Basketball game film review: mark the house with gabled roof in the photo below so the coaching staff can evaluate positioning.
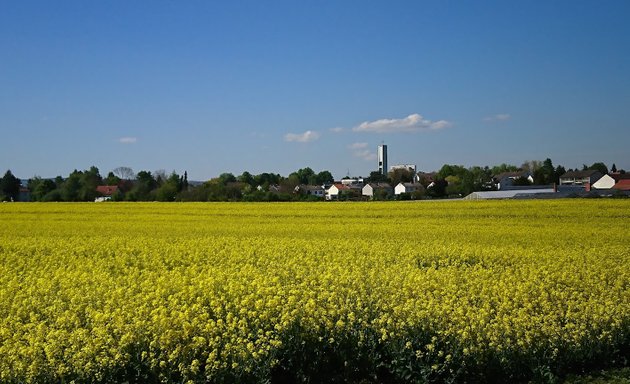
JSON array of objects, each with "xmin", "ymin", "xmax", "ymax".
[
  {"xmin": 96, "ymin": 185, "xmax": 118, "ymax": 196},
  {"xmin": 294, "ymin": 184, "xmax": 325, "ymax": 198},
  {"xmin": 559, "ymin": 170, "xmax": 603, "ymax": 186},
  {"xmin": 592, "ymin": 174, "xmax": 616, "ymax": 189},
  {"xmin": 326, "ymin": 183, "xmax": 350, "ymax": 200},
  {"xmin": 394, "ymin": 182, "xmax": 424, "ymax": 195},
  {"xmin": 362, "ymin": 183, "xmax": 393, "ymax": 199},
  {"xmin": 612, "ymin": 179, "xmax": 630, "ymax": 191}
]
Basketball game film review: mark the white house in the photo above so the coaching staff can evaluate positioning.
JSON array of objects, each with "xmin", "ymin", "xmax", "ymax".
[
  {"xmin": 592, "ymin": 174, "xmax": 615, "ymax": 189},
  {"xmin": 394, "ymin": 182, "xmax": 423, "ymax": 195},
  {"xmin": 294, "ymin": 185, "xmax": 326, "ymax": 198},
  {"xmin": 362, "ymin": 183, "xmax": 393, "ymax": 199},
  {"xmin": 326, "ymin": 183, "xmax": 351, "ymax": 200}
]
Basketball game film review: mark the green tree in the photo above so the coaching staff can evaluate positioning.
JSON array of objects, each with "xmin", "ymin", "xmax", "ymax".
[
  {"xmin": 182, "ymin": 171, "xmax": 189, "ymax": 191},
  {"xmin": 491, "ymin": 163, "xmax": 519, "ymax": 175},
  {"xmin": 281, "ymin": 174, "xmax": 301, "ymax": 192},
  {"xmin": 554, "ymin": 165, "xmax": 566, "ymax": 184},
  {"xmin": 155, "ymin": 172, "xmax": 182, "ymax": 201},
  {"xmin": 289, "ymin": 167, "xmax": 315, "ymax": 185},
  {"xmin": 79, "ymin": 166, "xmax": 102, "ymax": 201},
  {"xmin": 104, "ymin": 172, "xmax": 121, "ymax": 186},
  {"xmin": 530, "ymin": 159, "xmax": 552, "ymax": 185},
  {"xmin": 445, "ymin": 175, "xmax": 463, "ymax": 196},
  {"xmin": 367, "ymin": 171, "xmax": 389, "ymax": 184},
  {"xmin": 128, "ymin": 171, "xmax": 157, "ymax": 201},
  {"xmin": 469, "ymin": 166, "xmax": 493, "ymax": 191},
  {"xmin": 237, "ymin": 171, "xmax": 254, "ymax": 186},
  {"xmin": 314, "ymin": 170, "xmax": 334, "ymax": 185},
  {"xmin": 27, "ymin": 177, "xmax": 57, "ymax": 201},
  {"xmin": 218, "ymin": 173, "xmax": 236, "ymax": 185},
  {"xmin": 61, "ymin": 170, "xmax": 82, "ymax": 201},
  {"xmin": 0, "ymin": 170, "xmax": 21, "ymax": 201},
  {"xmin": 437, "ymin": 165, "xmax": 474, "ymax": 195},
  {"xmin": 426, "ymin": 179, "xmax": 447, "ymax": 198},
  {"xmin": 389, "ymin": 168, "xmax": 414, "ymax": 186},
  {"xmin": 588, "ymin": 162, "xmax": 609, "ymax": 175}
]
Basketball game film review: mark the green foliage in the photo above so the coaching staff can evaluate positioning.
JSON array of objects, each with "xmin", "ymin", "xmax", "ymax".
[
  {"xmin": 367, "ymin": 171, "xmax": 389, "ymax": 184},
  {"xmin": 588, "ymin": 162, "xmax": 609, "ymax": 176},
  {"xmin": 389, "ymin": 168, "xmax": 414, "ymax": 186},
  {"xmin": 0, "ymin": 170, "xmax": 21, "ymax": 201},
  {"xmin": 491, "ymin": 163, "xmax": 519, "ymax": 175}
]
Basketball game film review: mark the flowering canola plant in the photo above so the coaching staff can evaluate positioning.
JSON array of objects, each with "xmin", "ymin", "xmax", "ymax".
[{"xmin": 0, "ymin": 200, "xmax": 628, "ymax": 383}]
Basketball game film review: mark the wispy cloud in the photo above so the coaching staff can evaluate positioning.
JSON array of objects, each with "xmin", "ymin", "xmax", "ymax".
[
  {"xmin": 483, "ymin": 113, "xmax": 511, "ymax": 122},
  {"xmin": 119, "ymin": 137, "xmax": 138, "ymax": 144},
  {"xmin": 284, "ymin": 130, "xmax": 320, "ymax": 143},
  {"xmin": 329, "ymin": 127, "xmax": 345, "ymax": 133},
  {"xmin": 353, "ymin": 113, "xmax": 451, "ymax": 133},
  {"xmin": 348, "ymin": 142, "xmax": 376, "ymax": 161},
  {"xmin": 348, "ymin": 142, "xmax": 369, "ymax": 150}
]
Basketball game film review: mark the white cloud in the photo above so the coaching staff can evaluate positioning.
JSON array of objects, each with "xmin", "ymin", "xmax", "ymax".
[
  {"xmin": 348, "ymin": 142, "xmax": 376, "ymax": 161},
  {"xmin": 348, "ymin": 142, "xmax": 369, "ymax": 150},
  {"xmin": 284, "ymin": 130, "xmax": 320, "ymax": 143},
  {"xmin": 353, "ymin": 150, "xmax": 377, "ymax": 162},
  {"xmin": 483, "ymin": 113, "xmax": 511, "ymax": 122},
  {"xmin": 119, "ymin": 137, "xmax": 137, "ymax": 144},
  {"xmin": 329, "ymin": 127, "xmax": 345, "ymax": 133},
  {"xmin": 353, "ymin": 113, "xmax": 451, "ymax": 133}
]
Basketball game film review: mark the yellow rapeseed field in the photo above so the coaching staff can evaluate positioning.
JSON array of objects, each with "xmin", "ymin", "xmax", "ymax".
[{"xmin": 0, "ymin": 200, "xmax": 628, "ymax": 383}]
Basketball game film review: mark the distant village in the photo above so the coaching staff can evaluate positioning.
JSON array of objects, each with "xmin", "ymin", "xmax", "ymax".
[{"xmin": 1, "ymin": 144, "xmax": 629, "ymax": 202}]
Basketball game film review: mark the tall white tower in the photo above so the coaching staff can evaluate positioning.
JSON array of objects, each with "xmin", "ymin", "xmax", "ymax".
[{"xmin": 378, "ymin": 144, "xmax": 388, "ymax": 175}]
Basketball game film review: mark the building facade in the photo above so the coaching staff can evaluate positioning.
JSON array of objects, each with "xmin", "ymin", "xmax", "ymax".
[{"xmin": 378, "ymin": 144, "xmax": 388, "ymax": 175}]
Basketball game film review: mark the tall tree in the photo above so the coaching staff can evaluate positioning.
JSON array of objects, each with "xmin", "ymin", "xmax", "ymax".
[
  {"xmin": 104, "ymin": 172, "xmax": 121, "ymax": 186},
  {"xmin": 79, "ymin": 166, "xmax": 102, "ymax": 201},
  {"xmin": 113, "ymin": 166, "xmax": 135, "ymax": 180},
  {"xmin": 155, "ymin": 172, "xmax": 181, "ymax": 201},
  {"xmin": 491, "ymin": 163, "xmax": 519, "ymax": 175},
  {"xmin": 554, "ymin": 165, "xmax": 566, "ymax": 183},
  {"xmin": 0, "ymin": 170, "xmax": 21, "ymax": 201},
  {"xmin": 128, "ymin": 171, "xmax": 157, "ymax": 201},
  {"xmin": 588, "ymin": 162, "xmax": 608, "ymax": 175},
  {"xmin": 389, "ymin": 168, "xmax": 414, "ymax": 186},
  {"xmin": 366, "ymin": 171, "xmax": 389, "ymax": 184},
  {"xmin": 521, "ymin": 160, "xmax": 542, "ymax": 173},
  {"xmin": 237, "ymin": 171, "xmax": 254, "ymax": 186},
  {"xmin": 61, "ymin": 170, "xmax": 82, "ymax": 201},
  {"xmin": 314, "ymin": 170, "xmax": 334, "ymax": 185},
  {"xmin": 532, "ymin": 158, "xmax": 555, "ymax": 185},
  {"xmin": 289, "ymin": 167, "xmax": 315, "ymax": 185},
  {"xmin": 183, "ymin": 171, "xmax": 189, "ymax": 190},
  {"xmin": 28, "ymin": 177, "xmax": 57, "ymax": 201}
]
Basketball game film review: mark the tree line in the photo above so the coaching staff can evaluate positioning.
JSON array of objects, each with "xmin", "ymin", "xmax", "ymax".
[
  {"xmin": 0, "ymin": 159, "xmax": 623, "ymax": 202},
  {"xmin": 0, "ymin": 166, "xmax": 335, "ymax": 202}
]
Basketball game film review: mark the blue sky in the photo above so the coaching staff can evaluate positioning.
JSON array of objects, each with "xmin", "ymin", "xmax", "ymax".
[{"xmin": 2, "ymin": 1, "xmax": 629, "ymax": 180}]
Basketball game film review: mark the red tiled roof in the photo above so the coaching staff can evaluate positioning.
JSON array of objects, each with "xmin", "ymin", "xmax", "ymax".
[
  {"xmin": 612, "ymin": 179, "xmax": 630, "ymax": 191},
  {"xmin": 611, "ymin": 173, "xmax": 630, "ymax": 182},
  {"xmin": 96, "ymin": 185, "xmax": 118, "ymax": 196}
]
